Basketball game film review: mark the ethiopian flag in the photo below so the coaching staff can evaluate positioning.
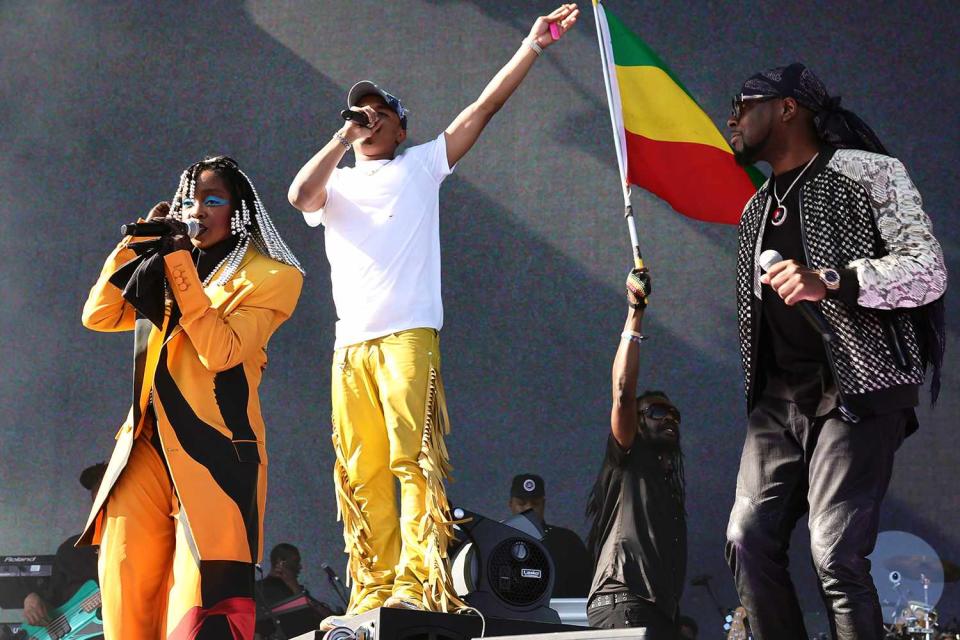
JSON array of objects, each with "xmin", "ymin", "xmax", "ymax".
[{"xmin": 593, "ymin": 0, "xmax": 763, "ymax": 224}]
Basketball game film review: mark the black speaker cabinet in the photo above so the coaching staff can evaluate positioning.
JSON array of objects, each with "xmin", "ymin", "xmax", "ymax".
[{"xmin": 449, "ymin": 508, "xmax": 557, "ymax": 623}]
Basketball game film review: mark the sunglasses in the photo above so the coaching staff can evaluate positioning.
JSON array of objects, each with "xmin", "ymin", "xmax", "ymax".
[
  {"xmin": 731, "ymin": 93, "xmax": 779, "ymax": 120},
  {"xmin": 641, "ymin": 403, "xmax": 681, "ymax": 422}
]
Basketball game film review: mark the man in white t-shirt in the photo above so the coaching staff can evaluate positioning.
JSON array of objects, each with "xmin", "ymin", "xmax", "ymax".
[{"xmin": 288, "ymin": 4, "xmax": 579, "ymax": 623}]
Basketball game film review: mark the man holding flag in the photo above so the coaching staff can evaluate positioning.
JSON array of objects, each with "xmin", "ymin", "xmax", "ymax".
[{"xmin": 591, "ymin": 6, "xmax": 945, "ymax": 637}]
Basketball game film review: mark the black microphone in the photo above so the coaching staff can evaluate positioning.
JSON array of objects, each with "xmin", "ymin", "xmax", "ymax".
[
  {"xmin": 759, "ymin": 250, "xmax": 837, "ymax": 342},
  {"xmin": 340, "ymin": 109, "xmax": 369, "ymax": 127},
  {"xmin": 321, "ymin": 563, "xmax": 341, "ymax": 582},
  {"xmin": 321, "ymin": 562, "xmax": 349, "ymax": 608},
  {"xmin": 121, "ymin": 219, "xmax": 200, "ymax": 238}
]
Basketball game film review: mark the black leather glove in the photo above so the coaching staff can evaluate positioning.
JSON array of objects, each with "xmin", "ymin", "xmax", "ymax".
[{"xmin": 151, "ymin": 217, "xmax": 192, "ymax": 254}]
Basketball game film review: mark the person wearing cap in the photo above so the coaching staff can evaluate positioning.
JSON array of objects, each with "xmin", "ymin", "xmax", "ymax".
[
  {"xmin": 725, "ymin": 63, "xmax": 946, "ymax": 638},
  {"xmin": 584, "ymin": 269, "xmax": 687, "ymax": 637},
  {"xmin": 507, "ymin": 474, "xmax": 591, "ymax": 598},
  {"xmin": 21, "ymin": 463, "xmax": 106, "ymax": 630},
  {"xmin": 287, "ymin": 4, "xmax": 579, "ymax": 623}
]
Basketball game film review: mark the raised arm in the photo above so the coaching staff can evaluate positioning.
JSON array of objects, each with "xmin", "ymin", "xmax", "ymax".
[
  {"xmin": 610, "ymin": 269, "xmax": 651, "ymax": 450},
  {"xmin": 444, "ymin": 3, "xmax": 578, "ymax": 167}
]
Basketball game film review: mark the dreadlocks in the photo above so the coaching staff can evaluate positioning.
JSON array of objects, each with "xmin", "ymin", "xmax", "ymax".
[
  {"xmin": 170, "ymin": 156, "xmax": 304, "ymax": 286},
  {"xmin": 637, "ymin": 390, "xmax": 686, "ymax": 508}
]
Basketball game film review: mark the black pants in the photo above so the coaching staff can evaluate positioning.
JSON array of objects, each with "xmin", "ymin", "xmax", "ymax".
[
  {"xmin": 725, "ymin": 393, "xmax": 907, "ymax": 640},
  {"xmin": 587, "ymin": 597, "xmax": 677, "ymax": 638}
]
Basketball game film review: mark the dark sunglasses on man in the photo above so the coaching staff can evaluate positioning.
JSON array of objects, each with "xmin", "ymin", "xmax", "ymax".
[
  {"xmin": 641, "ymin": 403, "xmax": 681, "ymax": 422},
  {"xmin": 731, "ymin": 93, "xmax": 779, "ymax": 120}
]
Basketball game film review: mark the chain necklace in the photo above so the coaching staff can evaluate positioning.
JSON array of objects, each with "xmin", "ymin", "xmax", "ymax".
[
  {"xmin": 358, "ymin": 158, "xmax": 393, "ymax": 176},
  {"xmin": 770, "ymin": 152, "xmax": 819, "ymax": 226}
]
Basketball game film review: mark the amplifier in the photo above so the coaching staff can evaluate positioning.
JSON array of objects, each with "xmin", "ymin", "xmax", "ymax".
[{"xmin": 0, "ymin": 554, "xmax": 55, "ymax": 609}]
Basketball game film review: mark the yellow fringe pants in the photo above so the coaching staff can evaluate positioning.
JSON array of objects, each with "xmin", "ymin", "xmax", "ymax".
[{"xmin": 330, "ymin": 328, "xmax": 462, "ymax": 613}]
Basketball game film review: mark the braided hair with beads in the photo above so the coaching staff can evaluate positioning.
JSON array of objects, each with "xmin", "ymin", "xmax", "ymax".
[{"xmin": 169, "ymin": 156, "xmax": 304, "ymax": 287}]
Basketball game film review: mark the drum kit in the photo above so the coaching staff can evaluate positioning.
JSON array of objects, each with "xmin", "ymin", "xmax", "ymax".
[
  {"xmin": 714, "ymin": 530, "xmax": 958, "ymax": 639},
  {"xmin": 869, "ymin": 531, "xmax": 959, "ymax": 639}
]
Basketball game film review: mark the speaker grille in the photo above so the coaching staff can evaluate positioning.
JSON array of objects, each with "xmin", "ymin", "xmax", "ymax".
[{"xmin": 487, "ymin": 537, "xmax": 551, "ymax": 606}]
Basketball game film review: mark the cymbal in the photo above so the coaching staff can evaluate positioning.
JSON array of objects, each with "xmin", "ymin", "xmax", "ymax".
[{"xmin": 870, "ymin": 531, "xmax": 945, "ymax": 623}]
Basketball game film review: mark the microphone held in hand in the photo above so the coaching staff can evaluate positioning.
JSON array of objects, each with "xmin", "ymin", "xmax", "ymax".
[
  {"xmin": 340, "ymin": 109, "xmax": 370, "ymax": 127},
  {"xmin": 121, "ymin": 219, "xmax": 200, "ymax": 239},
  {"xmin": 759, "ymin": 249, "xmax": 836, "ymax": 342}
]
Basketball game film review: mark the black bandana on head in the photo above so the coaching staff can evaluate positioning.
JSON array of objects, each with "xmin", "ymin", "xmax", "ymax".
[{"xmin": 741, "ymin": 62, "xmax": 888, "ymax": 155}]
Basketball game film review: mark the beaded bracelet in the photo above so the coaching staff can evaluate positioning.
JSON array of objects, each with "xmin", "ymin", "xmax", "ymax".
[
  {"xmin": 621, "ymin": 331, "xmax": 647, "ymax": 344},
  {"xmin": 333, "ymin": 131, "xmax": 351, "ymax": 149},
  {"xmin": 524, "ymin": 38, "xmax": 543, "ymax": 56}
]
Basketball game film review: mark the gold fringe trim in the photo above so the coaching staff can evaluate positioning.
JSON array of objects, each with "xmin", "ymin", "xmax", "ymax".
[
  {"xmin": 331, "ymin": 426, "xmax": 391, "ymax": 610},
  {"xmin": 418, "ymin": 367, "xmax": 468, "ymax": 612}
]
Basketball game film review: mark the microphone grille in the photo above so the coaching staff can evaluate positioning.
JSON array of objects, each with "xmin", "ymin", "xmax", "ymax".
[
  {"xmin": 758, "ymin": 249, "xmax": 783, "ymax": 272},
  {"xmin": 184, "ymin": 219, "xmax": 201, "ymax": 238}
]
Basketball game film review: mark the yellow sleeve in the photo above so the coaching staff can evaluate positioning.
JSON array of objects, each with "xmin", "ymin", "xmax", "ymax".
[
  {"xmin": 163, "ymin": 250, "xmax": 303, "ymax": 372},
  {"xmin": 81, "ymin": 239, "xmax": 139, "ymax": 332}
]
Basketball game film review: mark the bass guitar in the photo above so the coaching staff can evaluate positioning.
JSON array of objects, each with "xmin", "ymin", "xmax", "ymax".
[{"xmin": 20, "ymin": 580, "xmax": 102, "ymax": 640}]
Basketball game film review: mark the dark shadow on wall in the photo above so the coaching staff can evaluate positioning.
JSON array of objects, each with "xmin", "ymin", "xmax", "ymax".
[
  {"xmin": 1, "ymin": 0, "xmax": 957, "ymax": 628},
  {"xmin": 426, "ymin": 0, "xmax": 960, "ymax": 278},
  {"xmin": 432, "ymin": 0, "xmax": 960, "ymax": 624},
  {"xmin": 0, "ymin": 0, "xmax": 744, "ymax": 612}
]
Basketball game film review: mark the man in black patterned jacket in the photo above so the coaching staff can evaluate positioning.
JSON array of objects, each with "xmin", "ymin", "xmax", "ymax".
[{"xmin": 723, "ymin": 63, "xmax": 946, "ymax": 639}]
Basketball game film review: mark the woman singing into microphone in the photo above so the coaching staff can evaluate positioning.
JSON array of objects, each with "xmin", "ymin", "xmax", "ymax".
[{"xmin": 79, "ymin": 156, "xmax": 303, "ymax": 639}]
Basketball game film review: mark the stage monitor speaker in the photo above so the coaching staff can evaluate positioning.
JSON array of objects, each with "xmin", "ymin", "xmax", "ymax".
[{"xmin": 448, "ymin": 507, "xmax": 558, "ymax": 623}]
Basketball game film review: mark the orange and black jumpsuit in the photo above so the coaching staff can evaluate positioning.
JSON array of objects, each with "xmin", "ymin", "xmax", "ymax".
[{"xmin": 78, "ymin": 238, "xmax": 302, "ymax": 639}]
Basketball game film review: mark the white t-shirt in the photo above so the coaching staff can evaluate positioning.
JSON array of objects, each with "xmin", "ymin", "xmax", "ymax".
[{"xmin": 303, "ymin": 133, "xmax": 454, "ymax": 349}]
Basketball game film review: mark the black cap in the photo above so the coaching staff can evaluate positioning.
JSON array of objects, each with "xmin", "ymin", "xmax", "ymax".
[
  {"xmin": 79, "ymin": 462, "xmax": 108, "ymax": 491},
  {"xmin": 510, "ymin": 473, "xmax": 545, "ymax": 499},
  {"xmin": 347, "ymin": 80, "xmax": 408, "ymax": 129}
]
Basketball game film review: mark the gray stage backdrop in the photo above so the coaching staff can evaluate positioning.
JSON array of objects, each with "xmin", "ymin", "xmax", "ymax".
[{"xmin": 1, "ymin": 0, "xmax": 958, "ymax": 632}]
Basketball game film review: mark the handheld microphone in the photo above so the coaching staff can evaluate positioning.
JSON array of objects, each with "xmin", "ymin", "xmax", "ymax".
[
  {"xmin": 759, "ymin": 249, "xmax": 836, "ymax": 342},
  {"xmin": 121, "ymin": 219, "xmax": 200, "ymax": 239},
  {"xmin": 340, "ymin": 109, "xmax": 370, "ymax": 127}
]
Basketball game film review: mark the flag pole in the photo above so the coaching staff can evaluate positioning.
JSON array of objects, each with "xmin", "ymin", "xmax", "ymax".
[{"xmin": 592, "ymin": 0, "xmax": 644, "ymax": 270}]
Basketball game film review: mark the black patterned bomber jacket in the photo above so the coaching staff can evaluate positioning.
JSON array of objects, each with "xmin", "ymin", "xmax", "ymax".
[{"xmin": 736, "ymin": 147, "xmax": 947, "ymax": 415}]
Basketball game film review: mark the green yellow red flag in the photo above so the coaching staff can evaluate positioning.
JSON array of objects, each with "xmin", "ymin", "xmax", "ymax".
[{"xmin": 593, "ymin": 0, "xmax": 763, "ymax": 224}]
